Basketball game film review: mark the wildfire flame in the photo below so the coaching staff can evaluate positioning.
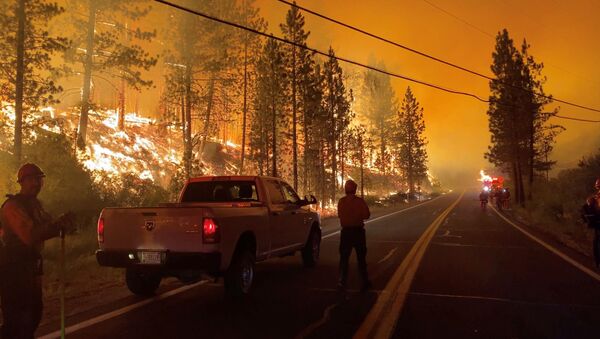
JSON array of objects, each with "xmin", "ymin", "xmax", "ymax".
[
  {"xmin": 478, "ymin": 170, "xmax": 493, "ymax": 183},
  {"xmin": 0, "ymin": 104, "xmax": 242, "ymax": 187}
]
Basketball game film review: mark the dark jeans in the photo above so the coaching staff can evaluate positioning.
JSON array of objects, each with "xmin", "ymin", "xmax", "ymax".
[
  {"xmin": 0, "ymin": 261, "xmax": 43, "ymax": 339},
  {"xmin": 339, "ymin": 227, "xmax": 369, "ymax": 286}
]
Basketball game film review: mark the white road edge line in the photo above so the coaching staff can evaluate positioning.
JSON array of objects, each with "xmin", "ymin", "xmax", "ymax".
[
  {"xmin": 377, "ymin": 248, "xmax": 397, "ymax": 264},
  {"xmin": 409, "ymin": 291, "xmax": 600, "ymax": 309},
  {"xmin": 38, "ymin": 280, "xmax": 208, "ymax": 339},
  {"xmin": 294, "ymin": 303, "xmax": 338, "ymax": 339},
  {"xmin": 322, "ymin": 195, "xmax": 445, "ymax": 240},
  {"xmin": 491, "ymin": 205, "xmax": 600, "ymax": 283}
]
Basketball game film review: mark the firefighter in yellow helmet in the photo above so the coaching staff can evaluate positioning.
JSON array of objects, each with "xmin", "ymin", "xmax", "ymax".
[{"xmin": 0, "ymin": 163, "xmax": 75, "ymax": 339}]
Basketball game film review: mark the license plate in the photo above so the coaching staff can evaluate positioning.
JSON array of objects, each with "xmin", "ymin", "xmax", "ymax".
[{"xmin": 139, "ymin": 251, "xmax": 163, "ymax": 265}]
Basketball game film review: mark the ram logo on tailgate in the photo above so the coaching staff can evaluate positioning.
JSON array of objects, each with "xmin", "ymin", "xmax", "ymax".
[{"xmin": 144, "ymin": 220, "xmax": 156, "ymax": 231}]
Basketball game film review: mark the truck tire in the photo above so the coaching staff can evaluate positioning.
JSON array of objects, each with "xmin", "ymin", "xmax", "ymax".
[
  {"xmin": 302, "ymin": 228, "xmax": 321, "ymax": 268},
  {"xmin": 125, "ymin": 268, "xmax": 162, "ymax": 296},
  {"xmin": 224, "ymin": 246, "xmax": 255, "ymax": 297}
]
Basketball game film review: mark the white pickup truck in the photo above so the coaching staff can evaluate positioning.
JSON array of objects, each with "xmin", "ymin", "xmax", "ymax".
[{"xmin": 96, "ymin": 176, "xmax": 321, "ymax": 297}]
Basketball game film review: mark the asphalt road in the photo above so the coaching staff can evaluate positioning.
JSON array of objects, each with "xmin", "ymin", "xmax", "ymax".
[{"xmin": 36, "ymin": 192, "xmax": 600, "ymax": 339}]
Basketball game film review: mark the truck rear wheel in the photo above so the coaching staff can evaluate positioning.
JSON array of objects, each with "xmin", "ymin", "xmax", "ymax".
[
  {"xmin": 224, "ymin": 247, "xmax": 255, "ymax": 297},
  {"xmin": 125, "ymin": 268, "xmax": 162, "ymax": 296},
  {"xmin": 302, "ymin": 228, "xmax": 321, "ymax": 268}
]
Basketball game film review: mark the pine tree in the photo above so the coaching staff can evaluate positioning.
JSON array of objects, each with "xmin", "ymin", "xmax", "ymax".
[
  {"xmin": 65, "ymin": 0, "xmax": 157, "ymax": 148},
  {"xmin": 322, "ymin": 47, "xmax": 351, "ymax": 202},
  {"xmin": 485, "ymin": 29, "xmax": 562, "ymax": 205},
  {"xmin": 0, "ymin": 0, "xmax": 68, "ymax": 162},
  {"xmin": 237, "ymin": 0, "xmax": 266, "ymax": 175},
  {"xmin": 301, "ymin": 62, "xmax": 325, "ymax": 197},
  {"xmin": 280, "ymin": 1, "xmax": 310, "ymax": 190},
  {"xmin": 395, "ymin": 86, "xmax": 428, "ymax": 196},
  {"xmin": 519, "ymin": 40, "xmax": 563, "ymax": 197},
  {"xmin": 250, "ymin": 38, "xmax": 287, "ymax": 177}
]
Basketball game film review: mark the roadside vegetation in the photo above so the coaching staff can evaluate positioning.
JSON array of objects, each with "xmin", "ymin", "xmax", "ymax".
[{"xmin": 510, "ymin": 149, "xmax": 600, "ymax": 257}]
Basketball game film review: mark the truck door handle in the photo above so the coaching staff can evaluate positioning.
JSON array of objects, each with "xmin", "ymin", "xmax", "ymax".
[
  {"xmin": 291, "ymin": 211, "xmax": 297, "ymax": 215},
  {"xmin": 142, "ymin": 212, "xmax": 157, "ymax": 217},
  {"xmin": 272, "ymin": 212, "xmax": 280, "ymax": 216}
]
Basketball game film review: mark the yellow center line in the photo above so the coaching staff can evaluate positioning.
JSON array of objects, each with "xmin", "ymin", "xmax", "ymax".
[{"xmin": 354, "ymin": 192, "xmax": 464, "ymax": 339}]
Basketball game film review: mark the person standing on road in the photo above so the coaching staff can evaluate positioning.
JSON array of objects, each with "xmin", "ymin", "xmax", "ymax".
[
  {"xmin": 0, "ymin": 163, "xmax": 75, "ymax": 339},
  {"xmin": 337, "ymin": 179, "xmax": 372, "ymax": 292},
  {"xmin": 584, "ymin": 178, "xmax": 600, "ymax": 268}
]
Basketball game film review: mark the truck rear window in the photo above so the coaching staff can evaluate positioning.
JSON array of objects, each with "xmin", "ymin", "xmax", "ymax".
[{"xmin": 181, "ymin": 181, "xmax": 260, "ymax": 203}]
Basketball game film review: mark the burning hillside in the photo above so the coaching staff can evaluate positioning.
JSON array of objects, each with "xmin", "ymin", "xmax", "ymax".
[{"xmin": 0, "ymin": 104, "xmax": 241, "ymax": 188}]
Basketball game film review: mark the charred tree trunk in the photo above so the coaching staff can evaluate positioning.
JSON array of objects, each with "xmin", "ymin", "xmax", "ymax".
[
  {"xmin": 528, "ymin": 112, "xmax": 535, "ymax": 201},
  {"xmin": 271, "ymin": 88, "xmax": 277, "ymax": 177},
  {"xmin": 77, "ymin": 1, "xmax": 96, "ymax": 148},
  {"xmin": 184, "ymin": 66, "xmax": 193, "ymax": 178},
  {"xmin": 118, "ymin": 79, "xmax": 125, "ymax": 130},
  {"xmin": 199, "ymin": 76, "xmax": 216, "ymax": 161},
  {"xmin": 181, "ymin": 93, "xmax": 187, "ymax": 176},
  {"xmin": 320, "ymin": 139, "xmax": 326, "ymax": 208},
  {"xmin": 340, "ymin": 127, "xmax": 345, "ymax": 190},
  {"xmin": 359, "ymin": 134, "xmax": 365, "ymax": 198},
  {"xmin": 240, "ymin": 43, "xmax": 248, "ymax": 175},
  {"xmin": 291, "ymin": 43, "xmax": 298, "ymax": 191},
  {"xmin": 14, "ymin": 0, "xmax": 25, "ymax": 162},
  {"xmin": 517, "ymin": 159, "xmax": 525, "ymax": 206}
]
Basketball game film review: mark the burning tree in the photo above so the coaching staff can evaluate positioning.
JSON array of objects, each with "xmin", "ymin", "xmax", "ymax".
[
  {"xmin": 0, "ymin": 0, "xmax": 68, "ymax": 162},
  {"xmin": 65, "ymin": 0, "xmax": 157, "ymax": 148},
  {"xmin": 161, "ymin": 0, "xmax": 255, "ymax": 178},
  {"xmin": 359, "ymin": 62, "xmax": 396, "ymax": 176},
  {"xmin": 347, "ymin": 124, "xmax": 373, "ymax": 198}
]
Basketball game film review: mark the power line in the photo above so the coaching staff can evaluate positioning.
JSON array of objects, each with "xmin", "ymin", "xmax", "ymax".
[
  {"xmin": 276, "ymin": 0, "xmax": 600, "ymax": 114},
  {"xmin": 420, "ymin": 0, "xmax": 600, "ymax": 92},
  {"xmin": 277, "ymin": 0, "xmax": 494, "ymax": 81},
  {"xmin": 421, "ymin": 0, "xmax": 494, "ymax": 38},
  {"xmin": 153, "ymin": 0, "xmax": 598, "ymax": 123},
  {"xmin": 153, "ymin": 0, "xmax": 489, "ymax": 103},
  {"xmin": 554, "ymin": 115, "xmax": 600, "ymax": 123}
]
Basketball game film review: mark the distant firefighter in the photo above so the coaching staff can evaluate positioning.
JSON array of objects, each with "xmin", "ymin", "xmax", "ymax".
[
  {"xmin": 582, "ymin": 178, "xmax": 600, "ymax": 268},
  {"xmin": 0, "ymin": 163, "xmax": 76, "ymax": 339},
  {"xmin": 479, "ymin": 189, "xmax": 489, "ymax": 210}
]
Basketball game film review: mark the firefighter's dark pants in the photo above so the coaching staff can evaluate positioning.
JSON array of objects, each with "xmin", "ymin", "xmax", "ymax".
[
  {"xmin": 339, "ymin": 227, "xmax": 369, "ymax": 286},
  {"xmin": 0, "ymin": 261, "xmax": 43, "ymax": 339},
  {"xmin": 594, "ymin": 228, "xmax": 600, "ymax": 268}
]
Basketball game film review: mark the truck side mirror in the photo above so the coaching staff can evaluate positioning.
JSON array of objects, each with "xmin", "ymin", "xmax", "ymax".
[{"xmin": 307, "ymin": 195, "xmax": 318, "ymax": 205}]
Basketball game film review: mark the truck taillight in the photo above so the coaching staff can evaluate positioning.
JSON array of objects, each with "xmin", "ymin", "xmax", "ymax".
[
  {"xmin": 202, "ymin": 218, "xmax": 220, "ymax": 244},
  {"xmin": 97, "ymin": 217, "xmax": 105, "ymax": 243}
]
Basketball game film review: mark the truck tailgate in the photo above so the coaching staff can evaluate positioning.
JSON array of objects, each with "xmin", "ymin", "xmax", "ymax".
[{"xmin": 100, "ymin": 207, "xmax": 206, "ymax": 252}]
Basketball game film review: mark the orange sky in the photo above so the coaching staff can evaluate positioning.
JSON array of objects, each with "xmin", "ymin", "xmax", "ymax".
[{"xmin": 255, "ymin": 0, "xmax": 600, "ymax": 185}]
